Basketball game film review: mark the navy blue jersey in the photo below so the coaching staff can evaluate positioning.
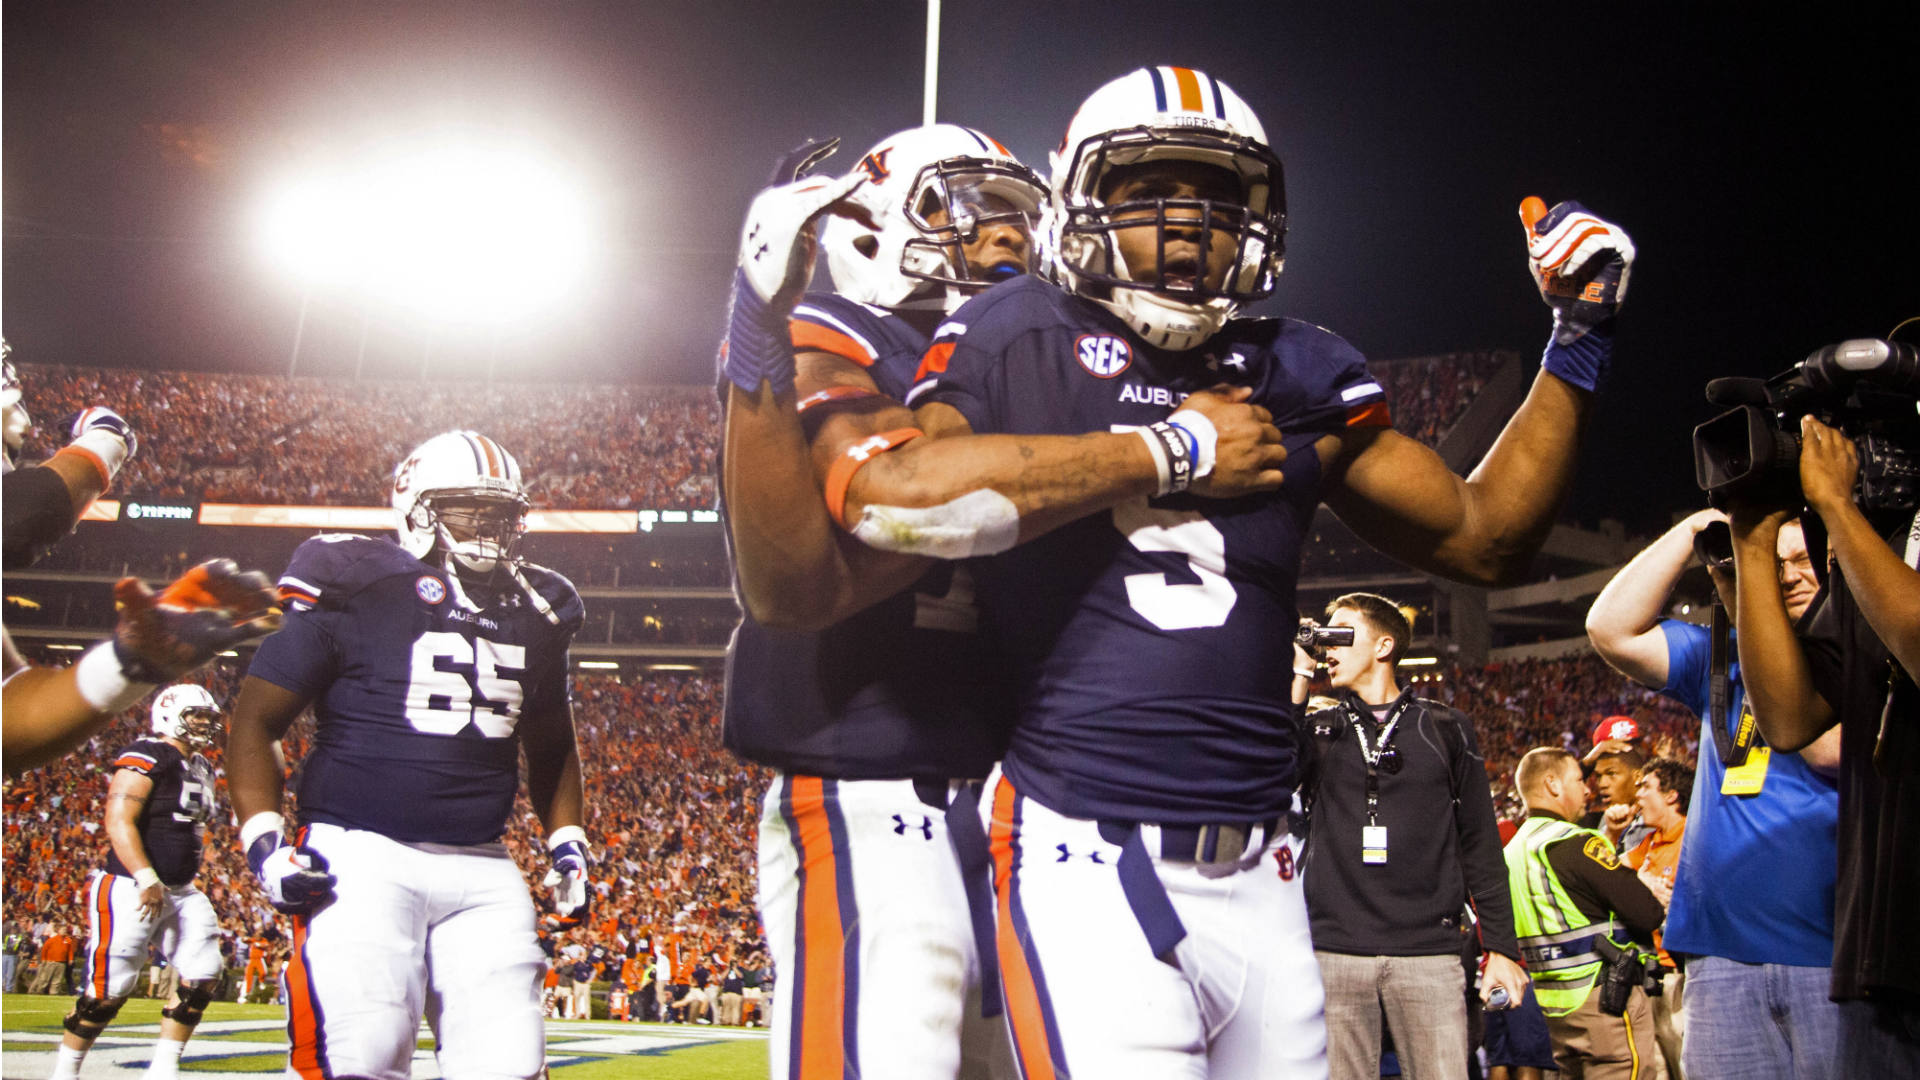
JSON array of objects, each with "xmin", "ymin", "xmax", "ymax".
[
  {"xmin": 248, "ymin": 535, "xmax": 585, "ymax": 845},
  {"xmin": 104, "ymin": 739, "xmax": 216, "ymax": 887},
  {"xmin": 916, "ymin": 276, "xmax": 1391, "ymax": 824},
  {"xmin": 722, "ymin": 293, "xmax": 1013, "ymax": 780}
]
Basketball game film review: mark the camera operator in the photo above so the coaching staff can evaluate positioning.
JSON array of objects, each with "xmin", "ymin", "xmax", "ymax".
[
  {"xmin": 1295, "ymin": 594, "xmax": 1529, "ymax": 1080},
  {"xmin": 1587, "ymin": 507, "xmax": 1841, "ymax": 1079},
  {"xmin": 1730, "ymin": 413, "xmax": 1920, "ymax": 1072}
]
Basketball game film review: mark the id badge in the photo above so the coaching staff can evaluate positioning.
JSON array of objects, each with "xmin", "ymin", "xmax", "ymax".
[
  {"xmin": 1362, "ymin": 825, "xmax": 1388, "ymax": 865},
  {"xmin": 1721, "ymin": 746, "xmax": 1772, "ymax": 796}
]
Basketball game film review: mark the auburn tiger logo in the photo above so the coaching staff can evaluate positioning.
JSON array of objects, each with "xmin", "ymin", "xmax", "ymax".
[{"xmin": 857, "ymin": 148, "xmax": 892, "ymax": 184}]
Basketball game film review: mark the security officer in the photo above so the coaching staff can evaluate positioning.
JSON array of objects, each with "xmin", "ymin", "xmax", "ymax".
[{"xmin": 1508, "ymin": 748, "xmax": 1668, "ymax": 1079}]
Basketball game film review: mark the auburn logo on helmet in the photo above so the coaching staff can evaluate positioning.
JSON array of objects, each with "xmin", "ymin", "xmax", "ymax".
[
  {"xmin": 856, "ymin": 149, "xmax": 892, "ymax": 184},
  {"xmin": 394, "ymin": 455, "xmax": 421, "ymax": 495}
]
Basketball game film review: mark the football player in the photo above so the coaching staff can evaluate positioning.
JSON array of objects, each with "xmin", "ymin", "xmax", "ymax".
[
  {"xmin": 885, "ymin": 67, "xmax": 1636, "ymax": 1078},
  {"xmin": 226, "ymin": 430, "xmax": 589, "ymax": 1080},
  {"xmin": 720, "ymin": 123, "xmax": 1294, "ymax": 1080},
  {"xmin": 50, "ymin": 684, "xmax": 228, "ymax": 1080}
]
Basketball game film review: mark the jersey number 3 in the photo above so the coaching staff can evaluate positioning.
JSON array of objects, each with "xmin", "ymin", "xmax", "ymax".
[
  {"xmin": 405, "ymin": 631, "xmax": 527, "ymax": 737},
  {"xmin": 1114, "ymin": 498, "xmax": 1236, "ymax": 630}
]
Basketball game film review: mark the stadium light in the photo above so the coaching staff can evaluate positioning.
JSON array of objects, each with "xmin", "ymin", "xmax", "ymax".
[{"xmin": 255, "ymin": 132, "xmax": 599, "ymax": 329}]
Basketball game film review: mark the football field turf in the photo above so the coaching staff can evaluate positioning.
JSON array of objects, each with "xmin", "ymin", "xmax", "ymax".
[{"xmin": 0, "ymin": 995, "xmax": 767, "ymax": 1080}]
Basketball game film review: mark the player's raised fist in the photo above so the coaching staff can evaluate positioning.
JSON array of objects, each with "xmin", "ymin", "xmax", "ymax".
[
  {"xmin": 1176, "ymin": 385, "xmax": 1288, "ymax": 498},
  {"xmin": 1519, "ymin": 197, "xmax": 1635, "ymax": 345},
  {"xmin": 61, "ymin": 405, "xmax": 138, "ymax": 483},
  {"xmin": 112, "ymin": 559, "xmax": 283, "ymax": 682}
]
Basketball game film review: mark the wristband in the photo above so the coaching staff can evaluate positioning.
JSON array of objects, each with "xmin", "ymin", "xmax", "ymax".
[
  {"xmin": 72, "ymin": 641, "xmax": 154, "ymax": 713},
  {"xmin": 823, "ymin": 428, "xmax": 924, "ymax": 529},
  {"xmin": 240, "ymin": 812, "xmax": 286, "ymax": 857},
  {"xmin": 1136, "ymin": 421, "xmax": 1195, "ymax": 495},
  {"xmin": 547, "ymin": 825, "xmax": 589, "ymax": 853},
  {"xmin": 132, "ymin": 867, "xmax": 162, "ymax": 890},
  {"xmin": 722, "ymin": 269, "xmax": 798, "ymax": 396},
  {"xmin": 1164, "ymin": 408, "xmax": 1219, "ymax": 480},
  {"xmin": 1293, "ymin": 668, "xmax": 1317, "ymax": 680},
  {"xmin": 796, "ymin": 385, "xmax": 883, "ymax": 415},
  {"xmin": 1540, "ymin": 320, "xmax": 1614, "ymax": 393}
]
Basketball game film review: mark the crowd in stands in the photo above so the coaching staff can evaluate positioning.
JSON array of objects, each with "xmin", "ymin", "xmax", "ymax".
[
  {"xmin": 4, "ymin": 650, "xmax": 1693, "ymax": 1005},
  {"xmin": 12, "ymin": 352, "xmax": 1495, "ymax": 515},
  {"xmin": 15, "ymin": 366, "xmax": 720, "ymax": 511},
  {"xmin": 1368, "ymin": 350, "xmax": 1507, "ymax": 448}
]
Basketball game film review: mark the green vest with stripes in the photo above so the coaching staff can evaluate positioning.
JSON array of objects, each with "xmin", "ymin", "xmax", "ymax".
[{"xmin": 1505, "ymin": 814, "xmax": 1627, "ymax": 1016}]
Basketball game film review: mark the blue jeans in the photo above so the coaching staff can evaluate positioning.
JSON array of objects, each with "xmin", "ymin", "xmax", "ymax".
[{"xmin": 1680, "ymin": 956, "xmax": 1839, "ymax": 1080}]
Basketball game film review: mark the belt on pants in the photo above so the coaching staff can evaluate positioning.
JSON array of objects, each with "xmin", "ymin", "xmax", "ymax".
[{"xmin": 1095, "ymin": 817, "xmax": 1283, "ymax": 965}]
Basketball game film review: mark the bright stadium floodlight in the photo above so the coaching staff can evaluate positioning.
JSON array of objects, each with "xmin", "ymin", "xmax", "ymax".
[{"xmin": 255, "ymin": 132, "xmax": 598, "ymax": 328}]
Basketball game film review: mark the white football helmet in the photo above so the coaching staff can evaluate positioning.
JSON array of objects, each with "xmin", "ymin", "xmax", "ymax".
[
  {"xmin": 151, "ymin": 684, "xmax": 221, "ymax": 748},
  {"xmin": 2, "ymin": 341, "xmax": 30, "ymax": 475},
  {"xmin": 822, "ymin": 124, "xmax": 1048, "ymax": 313},
  {"xmin": 391, "ymin": 430, "xmax": 530, "ymax": 574},
  {"xmin": 1048, "ymin": 66, "xmax": 1287, "ymax": 351}
]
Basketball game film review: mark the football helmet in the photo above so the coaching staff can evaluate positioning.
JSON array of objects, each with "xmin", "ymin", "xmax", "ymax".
[
  {"xmin": 1048, "ymin": 66, "xmax": 1287, "ymax": 351},
  {"xmin": 822, "ymin": 124, "xmax": 1047, "ymax": 313},
  {"xmin": 151, "ymin": 683, "xmax": 222, "ymax": 748},
  {"xmin": 391, "ymin": 430, "xmax": 530, "ymax": 574},
  {"xmin": 2, "ymin": 340, "xmax": 30, "ymax": 475}
]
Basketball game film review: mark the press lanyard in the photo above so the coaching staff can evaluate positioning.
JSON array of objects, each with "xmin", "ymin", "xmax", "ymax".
[{"xmin": 1348, "ymin": 696, "xmax": 1415, "ymax": 827}]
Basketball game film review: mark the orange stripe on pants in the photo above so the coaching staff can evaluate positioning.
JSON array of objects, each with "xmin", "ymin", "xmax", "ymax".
[
  {"xmin": 788, "ymin": 776, "xmax": 848, "ymax": 1080},
  {"xmin": 90, "ymin": 874, "xmax": 113, "ymax": 998},
  {"xmin": 989, "ymin": 780, "xmax": 1060, "ymax": 1080},
  {"xmin": 285, "ymin": 914, "xmax": 326, "ymax": 1080}
]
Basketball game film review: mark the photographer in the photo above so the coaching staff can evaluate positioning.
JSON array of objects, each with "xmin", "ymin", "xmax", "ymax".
[
  {"xmin": 1587, "ymin": 508, "xmax": 1841, "ymax": 1079},
  {"xmin": 1296, "ymin": 594, "xmax": 1529, "ymax": 1080},
  {"xmin": 1730, "ymin": 413, "xmax": 1920, "ymax": 1072}
]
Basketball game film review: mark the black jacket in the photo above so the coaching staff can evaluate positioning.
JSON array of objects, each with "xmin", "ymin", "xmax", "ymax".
[{"xmin": 1300, "ymin": 688, "xmax": 1521, "ymax": 960}]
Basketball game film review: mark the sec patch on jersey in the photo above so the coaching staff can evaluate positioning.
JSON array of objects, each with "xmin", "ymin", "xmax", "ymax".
[{"xmin": 1074, "ymin": 333, "xmax": 1132, "ymax": 378}]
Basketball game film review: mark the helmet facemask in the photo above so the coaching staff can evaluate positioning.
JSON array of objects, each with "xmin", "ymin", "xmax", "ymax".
[
  {"xmin": 895, "ymin": 157, "xmax": 1047, "ymax": 303},
  {"xmin": 1052, "ymin": 125, "xmax": 1287, "ymax": 351},
  {"xmin": 172, "ymin": 707, "xmax": 223, "ymax": 749},
  {"xmin": 408, "ymin": 491, "xmax": 530, "ymax": 575}
]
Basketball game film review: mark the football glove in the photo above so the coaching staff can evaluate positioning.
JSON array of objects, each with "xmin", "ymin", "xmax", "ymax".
[
  {"xmin": 723, "ymin": 138, "xmax": 872, "ymax": 396},
  {"xmin": 61, "ymin": 406, "xmax": 138, "ymax": 483},
  {"xmin": 542, "ymin": 826, "xmax": 592, "ymax": 929},
  {"xmin": 245, "ymin": 830, "xmax": 337, "ymax": 916},
  {"xmin": 111, "ymin": 559, "xmax": 283, "ymax": 682},
  {"xmin": 1520, "ymin": 197, "xmax": 1634, "ymax": 346}
]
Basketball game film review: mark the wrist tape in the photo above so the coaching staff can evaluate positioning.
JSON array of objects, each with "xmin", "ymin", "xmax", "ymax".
[
  {"xmin": 722, "ymin": 269, "xmax": 798, "ymax": 397},
  {"xmin": 1541, "ymin": 319, "xmax": 1615, "ymax": 393},
  {"xmin": 73, "ymin": 641, "xmax": 155, "ymax": 713}
]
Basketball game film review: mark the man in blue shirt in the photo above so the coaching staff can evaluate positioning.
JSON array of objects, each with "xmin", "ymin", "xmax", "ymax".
[{"xmin": 1587, "ymin": 510, "xmax": 1840, "ymax": 1079}]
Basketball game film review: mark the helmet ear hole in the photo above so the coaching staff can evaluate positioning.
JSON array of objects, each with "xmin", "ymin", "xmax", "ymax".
[{"xmin": 853, "ymin": 235, "xmax": 879, "ymax": 259}]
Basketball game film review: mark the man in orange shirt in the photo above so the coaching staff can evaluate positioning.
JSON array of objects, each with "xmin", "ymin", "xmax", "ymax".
[
  {"xmin": 32, "ymin": 925, "xmax": 78, "ymax": 994},
  {"xmin": 1624, "ymin": 757, "xmax": 1690, "ymax": 1080}
]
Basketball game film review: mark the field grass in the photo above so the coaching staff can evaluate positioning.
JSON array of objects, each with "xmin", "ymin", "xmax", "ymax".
[{"xmin": 0, "ymin": 994, "xmax": 768, "ymax": 1080}]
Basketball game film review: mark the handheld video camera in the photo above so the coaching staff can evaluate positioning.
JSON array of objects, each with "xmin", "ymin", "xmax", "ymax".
[
  {"xmin": 1693, "ymin": 339, "xmax": 1920, "ymax": 514},
  {"xmin": 1295, "ymin": 621, "xmax": 1356, "ymax": 654}
]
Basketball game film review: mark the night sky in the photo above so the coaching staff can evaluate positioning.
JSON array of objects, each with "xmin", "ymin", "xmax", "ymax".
[{"xmin": 4, "ymin": 3, "xmax": 1914, "ymax": 531}]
